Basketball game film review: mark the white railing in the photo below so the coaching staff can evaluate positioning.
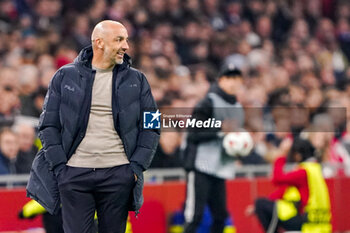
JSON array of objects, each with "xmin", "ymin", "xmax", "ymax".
[
  {"xmin": 1, "ymin": 166, "xmax": 270, "ymax": 188},
  {"xmin": 0, "ymin": 163, "xmax": 345, "ymax": 188}
]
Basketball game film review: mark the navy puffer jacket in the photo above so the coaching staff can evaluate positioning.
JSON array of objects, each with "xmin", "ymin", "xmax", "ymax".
[{"xmin": 26, "ymin": 45, "xmax": 160, "ymax": 215}]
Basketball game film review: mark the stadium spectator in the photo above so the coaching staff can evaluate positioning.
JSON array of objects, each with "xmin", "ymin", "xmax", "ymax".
[
  {"xmin": 0, "ymin": 128, "xmax": 19, "ymax": 175},
  {"xmin": 304, "ymin": 113, "xmax": 350, "ymax": 177},
  {"xmin": 151, "ymin": 131, "xmax": 183, "ymax": 168},
  {"xmin": 14, "ymin": 123, "xmax": 38, "ymax": 174},
  {"xmin": 0, "ymin": 67, "xmax": 20, "ymax": 128},
  {"xmin": 18, "ymin": 65, "xmax": 40, "ymax": 117},
  {"xmin": 69, "ymin": 14, "xmax": 92, "ymax": 51}
]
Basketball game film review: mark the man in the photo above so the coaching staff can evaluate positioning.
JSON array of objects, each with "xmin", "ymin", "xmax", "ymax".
[
  {"xmin": 249, "ymin": 138, "xmax": 332, "ymax": 233},
  {"xmin": 0, "ymin": 127, "xmax": 19, "ymax": 174},
  {"xmin": 183, "ymin": 64, "xmax": 244, "ymax": 233},
  {"xmin": 0, "ymin": 67, "xmax": 20, "ymax": 128},
  {"xmin": 27, "ymin": 20, "xmax": 160, "ymax": 233},
  {"xmin": 14, "ymin": 123, "xmax": 38, "ymax": 174}
]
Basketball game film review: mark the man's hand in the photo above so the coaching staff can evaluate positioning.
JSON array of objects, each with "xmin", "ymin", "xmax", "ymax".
[
  {"xmin": 134, "ymin": 174, "xmax": 137, "ymax": 182},
  {"xmin": 279, "ymin": 137, "xmax": 293, "ymax": 155}
]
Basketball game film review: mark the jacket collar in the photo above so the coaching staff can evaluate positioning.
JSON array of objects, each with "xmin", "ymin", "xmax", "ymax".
[{"xmin": 209, "ymin": 83, "xmax": 237, "ymax": 104}]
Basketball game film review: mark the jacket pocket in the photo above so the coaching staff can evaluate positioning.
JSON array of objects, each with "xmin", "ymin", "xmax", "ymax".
[
  {"xmin": 128, "ymin": 169, "xmax": 144, "ymax": 212},
  {"xmin": 128, "ymin": 165, "xmax": 137, "ymax": 185}
]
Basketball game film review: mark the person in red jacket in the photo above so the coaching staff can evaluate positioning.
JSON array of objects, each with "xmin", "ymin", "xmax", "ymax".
[{"xmin": 247, "ymin": 137, "xmax": 331, "ymax": 233}]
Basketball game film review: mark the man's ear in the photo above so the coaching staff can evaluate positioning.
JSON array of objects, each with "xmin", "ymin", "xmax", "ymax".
[{"xmin": 96, "ymin": 38, "xmax": 104, "ymax": 49}]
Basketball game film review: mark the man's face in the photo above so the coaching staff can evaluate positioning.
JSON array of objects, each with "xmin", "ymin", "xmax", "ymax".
[
  {"xmin": 290, "ymin": 152, "xmax": 302, "ymax": 163},
  {"xmin": 0, "ymin": 131, "xmax": 19, "ymax": 159},
  {"xmin": 219, "ymin": 76, "xmax": 243, "ymax": 95},
  {"xmin": 18, "ymin": 125, "xmax": 35, "ymax": 152},
  {"xmin": 0, "ymin": 69, "xmax": 20, "ymax": 115},
  {"xmin": 103, "ymin": 26, "xmax": 129, "ymax": 65}
]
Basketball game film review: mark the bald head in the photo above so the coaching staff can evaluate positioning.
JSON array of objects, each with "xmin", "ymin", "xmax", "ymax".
[
  {"xmin": 91, "ymin": 20, "xmax": 125, "ymax": 42},
  {"xmin": 91, "ymin": 20, "xmax": 129, "ymax": 68}
]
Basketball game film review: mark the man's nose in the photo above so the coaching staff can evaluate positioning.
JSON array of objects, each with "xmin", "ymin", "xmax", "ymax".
[{"xmin": 122, "ymin": 41, "xmax": 129, "ymax": 50}]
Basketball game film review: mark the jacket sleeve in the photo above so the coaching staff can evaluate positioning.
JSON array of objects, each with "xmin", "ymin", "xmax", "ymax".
[
  {"xmin": 272, "ymin": 157, "xmax": 307, "ymax": 187},
  {"xmin": 268, "ymin": 186, "xmax": 288, "ymax": 200},
  {"xmin": 38, "ymin": 70, "xmax": 67, "ymax": 170},
  {"xmin": 130, "ymin": 73, "xmax": 160, "ymax": 174},
  {"xmin": 187, "ymin": 97, "xmax": 221, "ymax": 144}
]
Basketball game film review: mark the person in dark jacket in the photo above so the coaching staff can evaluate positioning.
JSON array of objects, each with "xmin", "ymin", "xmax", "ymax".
[
  {"xmin": 27, "ymin": 20, "xmax": 160, "ymax": 233},
  {"xmin": 0, "ymin": 127, "xmax": 19, "ymax": 175},
  {"xmin": 14, "ymin": 123, "xmax": 38, "ymax": 174},
  {"xmin": 183, "ymin": 64, "xmax": 244, "ymax": 233}
]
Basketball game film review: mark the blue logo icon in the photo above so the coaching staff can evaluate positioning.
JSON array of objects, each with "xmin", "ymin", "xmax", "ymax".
[{"xmin": 143, "ymin": 110, "xmax": 161, "ymax": 129}]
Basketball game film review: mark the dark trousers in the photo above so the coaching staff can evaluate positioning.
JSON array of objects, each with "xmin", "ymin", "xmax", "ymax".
[
  {"xmin": 42, "ymin": 210, "xmax": 97, "ymax": 233},
  {"xmin": 58, "ymin": 164, "xmax": 135, "ymax": 233},
  {"xmin": 42, "ymin": 211, "xmax": 64, "ymax": 233},
  {"xmin": 255, "ymin": 198, "xmax": 303, "ymax": 233},
  {"xmin": 184, "ymin": 171, "xmax": 228, "ymax": 233}
]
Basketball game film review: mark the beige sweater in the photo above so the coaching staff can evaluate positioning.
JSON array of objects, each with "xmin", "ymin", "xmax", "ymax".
[{"xmin": 67, "ymin": 66, "xmax": 129, "ymax": 168}]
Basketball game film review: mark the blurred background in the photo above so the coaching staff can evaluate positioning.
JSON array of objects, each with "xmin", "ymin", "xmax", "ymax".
[{"xmin": 0, "ymin": 0, "xmax": 350, "ymax": 232}]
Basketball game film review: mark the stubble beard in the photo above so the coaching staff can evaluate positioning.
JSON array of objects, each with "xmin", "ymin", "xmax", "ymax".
[
  {"xmin": 104, "ymin": 47, "xmax": 123, "ymax": 66},
  {"xmin": 116, "ymin": 58, "xmax": 123, "ymax": 65}
]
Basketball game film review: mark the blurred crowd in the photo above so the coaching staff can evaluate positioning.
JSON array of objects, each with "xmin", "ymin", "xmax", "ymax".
[{"xmin": 1, "ymin": 0, "xmax": 350, "ymax": 177}]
